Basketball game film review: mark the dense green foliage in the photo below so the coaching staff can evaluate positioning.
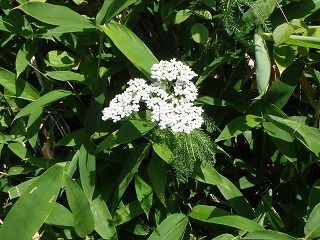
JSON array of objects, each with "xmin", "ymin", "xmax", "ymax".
[{"xmin": 0, "ymin": 0, "xmax": 320, "ymax": 239}]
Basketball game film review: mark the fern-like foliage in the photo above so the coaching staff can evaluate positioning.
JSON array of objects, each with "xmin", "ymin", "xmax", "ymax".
[
  {"xmin": 172, "ymin": 129, "xmax": 216, "ymax": 181},
  {"xmin": 220, "ymin": 0, "xmax": 275, "ymax": 35}
]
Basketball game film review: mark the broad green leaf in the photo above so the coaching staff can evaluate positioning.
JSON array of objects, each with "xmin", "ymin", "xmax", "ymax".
[
  {"xmin": 17, "ymin": 2, "xmax": 95, "ymax": 29},
  {"xmin": 189, "ymin": 205, "xmax": 264, "ymax": 232},
  {"xmin": 8, "ymin": 178, "xmax": 37, "ymax": 199},
  {"xmin": 152, "ymin": 142, "xmax": 174, "ymax": 164},
  {"xmin": 96, "ymin": 120, "xmax": 155, "ymax": 153},
  {"xmin": 79, "ymin": 143, "xmax": 96, "ymax": 200},
  {"xmin": 0, "ymin": 163, "xmax": 65, "ymax": 240},
  {"xmin": 195, "ymin": 96, "xmax": 235, "ymax": 107},
  {"xmin": 306, "ymin": 64, "xmax": 320, "ymax": 85},
  {"xmin": 111, "ymin": 143, "xmax": 150, "ymax": 211},
  {"xmin": 16, "ymin": 41, "xmax": 37, "ymax": 77},
  {"xmin": 147, "ymin": 156, "xmax": 167, "ymax": 206},
  {"xmin": 46, "ymin": 71, "xmax": 85, "ymax": 82},
  {"xmin": 0, "ymin": 67, "xmax": 39, "ymax": 101},
  {"xmin": 73, "ymin": 0, "xmax": 85, "ymax": 5},
  {"xmin": 191, "ymin": 23, "xmax": 208, "ymax": 45},
  {"xmin": 270, "ymin": 0, "xmax": 320, "ymax": 28},
  {"xmin": 14, "ymin": 89, "xmax": 72, "ymax": 120},
  {"xmin": 261, "ymin": 192, "xmax": 285, "ymax": 231},
  {"xmin": 273, "ymin": 23, "xmax": 294, "ymax": 46},
  {"xmin": 194, "ymin": 9, "xmax": 212, "ymax": 20},
  {"xmin": 135, "ymin": 175, "xmax": 153, "ymax": 217},
  {"xmin": 305, "ymin": 202, "xmax": 320, "ymax": 239},
  {"xmin": 91, "ymin": 193, "xmax": 118, "ymax": 240},
  {"xmin": 254, "ymin": 33, "xmax": 271, "ymax": 95},
  {"xmin": 173, "ymin": 9, "xmax": 192, "ymax": 24},
  {"xmin": 263, "ymin": 122, "xmax": 297, "ymax": 163},
  {"xmin": 192, "ymin": 162, "xmax": 228, "ymax": 188},
  {"xmin": 96, "ymin": 0, "xmax": 138, "ymax": 25},
  {"xmin": 45, "ymin": 50, "xmax": 77, "ymax": 70},
  {"xmin": 215, "ymin": 115, "xmax": 264, "ymax": 142},
  {"xmin": 8, "ymin": 142, "xmax": 33, "ymax": 160},
  {"xmin": 266, "ymin": 115, "xmax": 320, "ymax": 156},
  {"xmin": 100, "ymin": 23, "xmax": 158, "ymax": 80},
  {"xmin": 213, "ymin": 234, "xmax": 236, "ymax": 240},
  {"xmin": 264, "ymin": 60, "xmax": 304, "ymax": 109},
  {"xmin": 113, "ymin": 200, "xmax": 144, "ymax": 226},
  {"xmin": 217, "ymin": 176, "xmax": 255, "ymax": 219},
  {"xmin": 273, "ymin": 45, "xmax": 297, "ymax": 74},
  {"xmin": 8, "ymin": 165, "xmax": 36, "ymax": 176},
  {"xmin": 45, "ymin": 203, "xmax": 74, "ymax": 227},
  {"xmin": 244, "ymin": 230, "xmax": 297, "ymax": 240},
  {"xmin": 308, "ymin": 180, "xmax": 320, "ymax": 214},
  {"xmin": 64, "ymin": 175, "xmax": 95, "ymax": 238},
  {"xmin": 147, "ymin": 213, "xmax": 188, "ymax": 240},
  {"xmin": 55, "ymin": 128, "xmax": 87, "ymax": 146},
  {"xmin": 84, "ymin": 73, "xmax": 108, "ymax": 136},
  {"xmin": 262, "ymin": 33, "xmax": 320, "ymax": 49},
  {"xmin": 27, "ymin": 107, "xmax": 43, "ymax": 149},
  {"xmin": 196, "ymin": 54, "xmax": 236, "ymax": 86}
]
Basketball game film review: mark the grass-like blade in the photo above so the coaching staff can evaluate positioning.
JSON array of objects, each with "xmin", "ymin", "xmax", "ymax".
[{"xmin": 0, "ymin": 163, "xmax": 65, "ymax": 240}]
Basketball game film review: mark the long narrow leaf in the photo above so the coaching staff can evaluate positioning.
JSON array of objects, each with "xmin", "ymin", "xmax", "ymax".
[
  {"xmin": 64, "ymin": 175, "xmax": 95, "ymax": 238},
  {"xmin": 147, "ymin": 213, "xmax": 188, "ymax": 240},
  {"xmin": 17, "ymin": 2, "xmax": 95, "ymax": 29},
  {"xmin": 14, "ymin": 89, "xmax": 72, "ymax": 120},
  {"xmin": 0, "ymin": 67, "xmax": 39, "ymax": 101},
  {"xmin": 189, "ymin": 205, "xmax": 264, "ymax": 232},
  {"xmin": 100, "ymin": 23, "xmax": 158, "ymax": 80},
  {"xmin": 0, "ymin": 163, "xmax": 65, "ymax": 240},
  {"xmin": 111, "ymin": 143, "xmax": 150, "ymax": 211}
]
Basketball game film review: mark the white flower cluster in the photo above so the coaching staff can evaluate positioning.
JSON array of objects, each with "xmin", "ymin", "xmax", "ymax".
[{"xmin": 102, "ymin": 59, "xmax": 204, "ymax": 134}]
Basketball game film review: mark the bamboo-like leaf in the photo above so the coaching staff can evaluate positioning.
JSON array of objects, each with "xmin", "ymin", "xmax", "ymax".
[
  {"xmin": 254, "ymin": 33, "xmax": 271, "ymax": 95},
  {"xmin": 100, "ymin": 23, "xmax": 158, "ymax": 80},
  {"xmin": 266, "ymin": 115, "xmax": 320, "ymax": 156},
  {"xmin": 189, "ymin": 205, "xmax": 264, "ymax": 232},
  {"xmin": 273, "ymin": 45, "xmax": 297, "ymax": 74},
  {"xmin": 244, "ymin": 230, "xmax": 297, "ymax": 240},
  {"xmin": 147, "ymin": 213, "xmax": 188, "ymax": 240},
  {"xmin": 135, "ymin": 175, "xmax": 153, "ymax": 217},
  {"xmin": 264, "ymin": 60, "xmax": 304, "ymax": 109},
  {"xmin": 16, "ymin": 41, "xmax": 37, "ymax": 77},
  {"xmin": 217, "ymin": 176, "xmax": 255, "ymax": 219},
  {"xmin": 111, "ymin": 143, "xmax": 150, "ymax": 211},
  {"xmin": 64, "ymin": 175, "xmax": 95, "ymax": 238},
  {"xmin": 17, "ymin": 2, "xmax": 95, "ymax": 28},
  {"xmin": 27, "ymin": 107, "xmax": 43, "ymax": 149},
  {"xmin": 46, "ymin": 71, "xmax": 85, "ymax": 82},
  {"xmin": 113, "ymin": 200, "xmax": 144, "ymax": 226},
  {"xmin": 14, "ymin": 89, "xmax": 72, "ymax": 120},
  {"xmin": 147, "ymin": 156, "xmax": 167, "ymax": 206},
  {"xmin": 96, "ymin": 0, "xmax": 138, "ymax": 25},
  {"xmin": 96, "ymin": 120, "xmax": 155, "ymax": 153},
  {"xmin": 91, "ymin": 193, "xmax": 118, "ymax": 239},
  {"xmin": 0, "ymin": 163, "xmax": 65, "ymax": 240},
  {"xmin": 0, "ymin": 67, "xmax": 39, "ymax": 101},
  {"xmin": 263, "ymin": 122, "xmax": 297, "ymax": 163},
  {"xmin": 79, "ymin": 143, "xmax": 96, "ymax": 200},
  {"xmin": 215, "ymin": 115, "xmax": 264, "ymax": 142},
  {"xmin": 305, "ymin": 202, "xmax": 320, "ymax": 239},
  {"xmin": 45, "ymin": 203, "xmax": 74, "ymax": 227}
]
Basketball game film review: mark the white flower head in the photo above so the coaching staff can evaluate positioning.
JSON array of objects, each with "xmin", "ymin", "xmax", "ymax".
[
  {"xmin": 102, "ymin": 59, "xmax": 203, "ymax": 134},
  {"xmin": 150, "ymin": 59, "xmax": 198, "ymax": 82}
]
